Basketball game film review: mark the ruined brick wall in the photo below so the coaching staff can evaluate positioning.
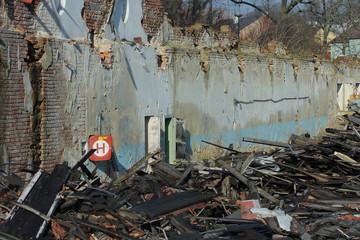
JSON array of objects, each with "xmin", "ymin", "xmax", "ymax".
[
  {"xmin": 0, "ymin": 29, "xmax": 32, "ymax": 175},
  {"xmin": 0, "ymin": 35, "xmax": 88, "ymax": 174},
  {"xmin": 142, "ymin": 0, "xmax": 164, "ymax": 40},
  {"xmin": 2, "ymin": 0, "xmax": 42, "ymax": 35},
  {"xmin": 156, "ymin": 22, "xmax": 239, "ymax": 50},
  {"xmin": 39, "ymin": 40, "xmax": 87, "ymax": 171},
  {"xmin": 83, "ymin": 0, "xmax": 114, "ymax": 37}
]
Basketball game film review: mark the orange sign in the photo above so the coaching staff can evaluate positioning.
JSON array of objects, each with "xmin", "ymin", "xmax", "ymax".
[{"xmin": 89, "ymin": 135, "xmax": 112, "ymax": 161}]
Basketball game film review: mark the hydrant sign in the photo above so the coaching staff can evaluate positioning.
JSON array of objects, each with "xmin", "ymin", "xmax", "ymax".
[{"xmin": 89, "ymin": 135, "xmax": 112, "ymax": 161}]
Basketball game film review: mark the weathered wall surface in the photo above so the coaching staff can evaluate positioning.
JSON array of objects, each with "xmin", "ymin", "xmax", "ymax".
[
  {"xmin": 83, "ymin": 0, "xmax": 114, "ymax": 36},
  {"xmin": 39, "ymin": 40, "xmax": 88, "ymax": 171},
  {"xmin": 32, "ymin": 0, "xmax": 88, "ymax": 39},
  {"xmin": 171, "ymin": 51, "xmax": 337, "ymax": 154},
  {"xmin": 0, "ymin": 0, "xmax": 357, "ymax": 178},
  {"xmin": 0, "ymin": 29, "xmax": 32, "ymax": 176},
  {"xmin": 1, "ymin": 0, "xmax": 42, "ymax": 35},
  {"xmin": 81, "ymin": 40, "xmax": 338, "ymax": 172},
  {"xmin": 85, "ymin": 43, "xmax": 171, "ymax": 173},
  {"xmin": 333, "ymin": 59, "xmax": 360, "ymax": 110}
]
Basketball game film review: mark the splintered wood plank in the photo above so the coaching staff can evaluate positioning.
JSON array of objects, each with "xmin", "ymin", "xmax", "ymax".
[{"xmin": 0, "ymin": 164, "xmax": 71, "ymax": 239}]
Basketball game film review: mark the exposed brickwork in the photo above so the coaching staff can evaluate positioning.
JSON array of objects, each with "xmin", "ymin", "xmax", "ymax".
[
  {"xmin": 3, "ymin": 0, "xmax": 42, "ymax": 35},
  {"xmin": 161, "ymin": 23, "xmax": 239, "ymax": 50},
  {"xmin": 142, "ymin": 0, "xmax": 164, "ymax": 39},
  {"xmin": 1, "ymin": 32, "xmax": 88, "ymax": 174},
  {"xmin": 0, "ymin": 29, "xmax": 31, "ymax": 176},
  {"xmin": 39, "ymin": 40, "xmax": 87, "ymax": 172},
  {"xmin": 83, "ymin": 0, "xmax": 114, "ymax": 36}
]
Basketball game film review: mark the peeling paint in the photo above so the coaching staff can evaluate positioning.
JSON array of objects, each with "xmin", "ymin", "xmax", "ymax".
[
  {"xmin": 23, "ymin": 71, "xmax": 33, "ymax": 113},
  {"xmin": 17, "ymin": 45, "xmax": 21, "ymax": 71},
  {"xmin": 39, "ymin": 44, "xmax": 52, "ymax": 70}
]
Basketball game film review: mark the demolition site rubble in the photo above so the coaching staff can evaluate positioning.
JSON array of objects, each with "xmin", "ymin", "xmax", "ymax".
[{"xmin": 2, "ymin": 114, "xmax": 360, "ymax": 239}]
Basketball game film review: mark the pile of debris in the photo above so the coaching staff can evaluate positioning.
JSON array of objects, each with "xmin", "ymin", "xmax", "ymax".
[{"xmin": 2, "ymin": 113, "xmax": 360, "ymax": 239}]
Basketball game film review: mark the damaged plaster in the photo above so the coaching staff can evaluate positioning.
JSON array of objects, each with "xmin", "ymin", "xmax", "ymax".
[
  {"xmin": 62, "ymin": 42, "xmax": 77, "ymax": 82},
  {"xmin": 39, "ymin": 44, "xmax": 52, "ymax": 70},
  {"xmin": 34, "ymin": 0, "xmax": 88, "ymax": 39},
  {"xmin": 1, "ymin": 0, "xmax": 358, "ymax": 177},
  {"xmin": 112, "ymin": 0, "xmax": 147, "ymax": 43},
  {"xmin": 23, "ymin": 71, "xmax": 33, "ymax": 113}
]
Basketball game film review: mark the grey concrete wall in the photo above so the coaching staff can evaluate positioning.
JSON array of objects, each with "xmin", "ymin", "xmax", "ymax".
[
  {"xmin": 171, "ymin": 51, "xmax": 337, "ymax": 152},
  {"xmin": 77, "ymin": 41, "xmax": 339, "ymax": 174}
]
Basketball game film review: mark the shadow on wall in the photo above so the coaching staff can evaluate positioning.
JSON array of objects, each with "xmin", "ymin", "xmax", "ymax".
[{"xmin": 36, "ymin": 1, "xmax": 60, "ymax": 37}]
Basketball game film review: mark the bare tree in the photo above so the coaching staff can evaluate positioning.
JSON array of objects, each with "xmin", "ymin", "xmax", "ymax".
[
  {"xmin": 161, "ymin": 0, "xmax": 184, "ymax": 26},
  {"xmin": 330, "ymin": 0, "xmax": 360, "ymax": 56},
  {"xmin": 307, "ymin": 0, "xmax": 345, "ymax": 56},
  {"xmin": 230, "ymin": 0, "xmax": 315, "ymax": 22},
  {"xmin": 258, "ymin": 12, "xmax": 320, "ymax": 54},
  {"xmin": 161, "ymin": 0, "xmax": 235, "ymax": 29},
  {"xmin": 161, "ymin": 0, "xmax": 212, "ymax": 27}
]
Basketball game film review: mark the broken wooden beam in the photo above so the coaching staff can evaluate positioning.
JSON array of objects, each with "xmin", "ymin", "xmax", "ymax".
[
  {"xmin": 202, "ymin": 140, "xmax": 240, "ymax": 153},
  {"xmin": 130, "ymin": 191, "xmax": 219, "ymax": 218},
  {"xmin": 0, "ymin": 164, "xmax": 71, "ymax": 239},
  {"xmin": 242, "ymin": 137, "xmax": 289, "ymax": 148},
  {"xmin": 114, "ymin": 149, "xmax": 162, "ymax": 184}
]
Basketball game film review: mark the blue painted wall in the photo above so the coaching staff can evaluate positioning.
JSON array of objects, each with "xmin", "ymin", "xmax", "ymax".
[{"xmin": 85, "ymin": 44, "xmax": 338, "ymax": 173}]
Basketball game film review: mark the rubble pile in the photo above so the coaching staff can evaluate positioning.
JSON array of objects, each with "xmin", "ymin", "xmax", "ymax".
[{"xmin": 2, "ymin": 114, "xmax": 360, "ymax": 239}]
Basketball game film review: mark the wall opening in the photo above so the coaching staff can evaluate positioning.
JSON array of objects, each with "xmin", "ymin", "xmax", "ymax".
[
  {"xmin": 165, "ymin": 118, "xmax": 172, "ymax": 163},
  {"xmin": 164, "ymin": 118, "xmax": 187, "ymax": 164},
  {"xmin": 337, "ymin": 83, "xmax": 355, "ymax": 111},
  {"xmin": 145, "ymin": 116, "xmax": 160, "ymax": 154}
]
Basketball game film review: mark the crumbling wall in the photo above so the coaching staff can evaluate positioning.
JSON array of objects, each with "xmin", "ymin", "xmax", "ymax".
[
  {"xmin": 1, "ymin": 0, "xmax": 42, "ymax": 35},
  {"xmin": 33, "ymin": 0, "xmax": 88, "ymax": 39},
  {"xmin": 170, "ymin": 50, "xmax": 337, "ymax": 154},
  {"xmin": 37, "ymin": 40, "xmax": 88, "ymax": 171},
  {"xmin": 80, "ymin": 37, "xmax": 339, "ymax": 171},
  {"xmin": 83, "ymin": 0, "xmax": 114, "ymax": 36},
  {"xmin": 85, "ymin": 42, "xmax": 171, "ymax": 174},
  {"xmin": 142, "ymin": 0, "xmax": 164, "ymax": 40},
  {"xmin": 0, "ymin": 29, "xmax": 32, "ymax": 176},
  {"xmin": 0, "ymin": 0, "xmax": 109, "ymax": 174},
  {"xmin": 333, "ymin": 58, "xmax": 360, "ymax": 111},
  {"xmin": 0, "ymin": 0, "xmax": 357, "ymax": 177}
]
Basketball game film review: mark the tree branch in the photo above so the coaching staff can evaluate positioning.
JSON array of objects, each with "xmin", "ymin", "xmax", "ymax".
[
  {"xmin": 287, "ymin": 0, "xmax": 316, "ymax": 14},
  {"xmin": 230, "ymin": 0, "xmax": 277, "ymax": 23}
]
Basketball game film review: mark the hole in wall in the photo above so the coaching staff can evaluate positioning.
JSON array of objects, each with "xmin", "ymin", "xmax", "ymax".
[{"xmin": 157, "ymin": 55, "xmax": 162, "ymax": 68}]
